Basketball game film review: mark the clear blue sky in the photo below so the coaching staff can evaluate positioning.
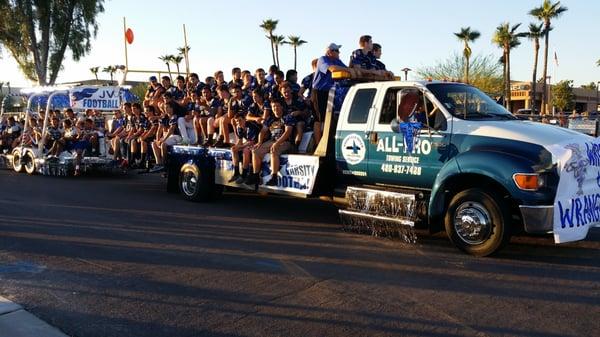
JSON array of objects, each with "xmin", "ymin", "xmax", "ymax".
[{"xmin": 0, "ymin": 0, "xmax": 598, "ymax": 87}]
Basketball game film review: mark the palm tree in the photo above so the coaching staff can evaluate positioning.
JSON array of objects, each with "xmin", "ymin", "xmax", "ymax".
[
  {"xmin": 177, "ymin": 46, "xmax": 190, "ymax": 56},
  {"xmin": 89, "ymin": 67, "xmax": 100, "ymax": 81},
  {"xmin": 159, "ymin": 54, "xmax": 174, "ymax": 79},
  {"xmin": 284, "ymin": 36, "xmax": 307, "ymax": 70},
  {"xmin": 596, "ymin": 59, "xmax": 600, "ymax": 67},
  {"xmin": 493, "ymin": 23, "xmax": 526, "ymax": 111},
  {"xmin": 529, "ymin": 0, "xmax": 568, "ymax": 114},
  {"xmin": 102, "ymin": 66, "xmax": 117, "ymax": 83},
  {"xmin": 171, "ymin": 55, "xmax": 183, "ymax": 76},
  {"xmin": 271, "ymin": 35, "xmax": 286, "ymax": 68},
  {"xmin": 525, "ymin": 23, "xmax": 544, "ymax": 113},
  {"xmin": 259, "ymin": 19, "xmax": 279, "ymax": 66},
  {"xmin": 454, "ymin": 27, "xmax": 481, "ymax": 84}
]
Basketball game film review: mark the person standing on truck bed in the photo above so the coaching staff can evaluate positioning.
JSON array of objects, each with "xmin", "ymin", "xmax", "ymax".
[
  {"xmin": 371, "ymin": 43, "xmax": 386, "ymax": 71},
  {"xmin": 312, "ymin": 42, "xmax": 346, "ymax": 147},
  {"xmin": 245, "ymin": 99, "xmax": 295, "ymax": 187},
  {"xmin": 349, "ymin": 35, "xmax": 376, "ymax": 69}
]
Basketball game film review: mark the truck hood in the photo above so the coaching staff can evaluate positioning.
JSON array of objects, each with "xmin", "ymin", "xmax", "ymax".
[{"xmin": 456, "ymin": 120, "xmax": 594, "ymax": 161}]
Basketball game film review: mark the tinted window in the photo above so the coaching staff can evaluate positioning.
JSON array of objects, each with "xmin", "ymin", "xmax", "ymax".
[
  {"xmin": 379, "ymin": 88, "xmax": 401, "ymax": 124},
  {"xmin": 347, "ymin": 89, "xmax": 376, "ymax": 124}
]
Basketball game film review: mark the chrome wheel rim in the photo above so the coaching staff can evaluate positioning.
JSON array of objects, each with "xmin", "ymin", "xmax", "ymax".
[
  {"xmin": 453, "ymin": 202, "xmax": 492, "ymax": 245},
  {"xmin": 181, "ymin": 171, "xmax": 198, "ymax": 196},
  {"xmin": 24, "ymin": 155, "xmax": 34, "ymax": 172}
]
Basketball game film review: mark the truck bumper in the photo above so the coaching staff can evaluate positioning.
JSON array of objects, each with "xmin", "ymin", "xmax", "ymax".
[{"xmin": 519, "ymin": 205, "xmax": 553, "ymax": 234}]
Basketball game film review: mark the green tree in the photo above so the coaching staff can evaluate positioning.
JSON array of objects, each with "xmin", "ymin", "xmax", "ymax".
[
  {"xmin": 129, "ymin": 83, "xmax": 146, "ymax": 103},
  {"xmin": 492, "ymin": 22, "xmax": 525, "ymax": 111},
  {"xmin": 259, "ymin": 19, "xmax": 279, "ymax": 66},
  {"xmin": 596, "ymin": 59, "xmax": 600, "ymax": 67},
  {"xmin": 416, "ymin": 53, "xmax": 503, "ymax": 95},
  {"xmin": 529, "ymin": 0, "xmax": 568, "ymax": 114},
  {"xmin": 158, "ymin": 54, "xmax": 174, "ymax": 79},
  {"xmin": 284, "ymin": 36, "xmax": 307, "ymax": 71},
  {"xmin": 453, "ymin": 27, "xmax": 481, "ymax": 84},
  {"xmin": 0, "ymin": 0, "xmax": 105, "ymax": 85},
  {"xmin": 525, "ymin": 23, "xmax": 545, "ymax": 113},
  {"xmin": 581, "ymin": 82, "xmax": 597, "ymax": 90},
  {"xmin": 551, "ymin": 80, "xmax": 574, "ymax": 112},
  {"xmin": 89, "ymin": 66, "xmax": 99, "ymax": 81},
  {"xmin": 271, "ymin": 35, "xmax": 285, "ymax": 69}
]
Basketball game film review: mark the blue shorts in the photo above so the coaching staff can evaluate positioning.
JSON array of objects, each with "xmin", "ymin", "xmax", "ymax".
[{"xmin": 73, "ymin": 140, "xmax": 91, "ymax": 151}]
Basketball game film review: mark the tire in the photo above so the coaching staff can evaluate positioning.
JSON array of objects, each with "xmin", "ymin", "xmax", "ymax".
[
  {"xmin": 11, "ymin": 150, "xmax": 24, "ymax": 173},
  {"xmin": 179, "ymin": 163, "xmax": 215, "ymax": 202},
  {"xmin": 23, "ymin": 152, "xmax": 36, "ymax": 175},
  {"xmin": 444, "ymin": 188, "xmax": 512, "ymax": 257}
]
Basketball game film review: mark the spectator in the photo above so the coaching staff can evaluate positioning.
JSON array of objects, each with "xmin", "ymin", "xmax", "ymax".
[
  {"xmin": 229, "ymin": 67, "xmax": 243, "ymax": 88},
  {"xmin": 312, "ymin": 43, "xmax": 347, "ymax": 146},
  {"xmin": 281, "ymin": 83, "xmax": 308, "ymax": 148}
]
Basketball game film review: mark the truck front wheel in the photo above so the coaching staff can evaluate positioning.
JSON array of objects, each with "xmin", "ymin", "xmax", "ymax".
[{"xmin": 444, "ymin": 188, "xmax": 511, "ymax": 256}]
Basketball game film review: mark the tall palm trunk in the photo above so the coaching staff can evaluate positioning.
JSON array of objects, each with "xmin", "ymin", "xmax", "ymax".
[
  {"xmin": 269, "ymin": 33, "xmax": 276, "ymax": 66},
  {"xmin": 275, "ymin": 43, "xmax": 280, "ymax": 68},
  {"xmin": 531, "ymin": 39, "xmax": 539, "ymax": 114},
  {"xmin": 175, "ymin": 63, "xmax": 180, "ymax": 76},
  {"xmin": 293, "ymin": 46, "xmax": 297, "ymax": 70},
  {"xmin": 166, "ymin": 63, "xmax": 172, "ymax": 80},
  {"xmin": 501, "ymin": 51, "xmax": 507, "ymax": 108},
  {"xmin": 506, "ymin": 47, "xmax": 512, "ymax": 112},
  {"xmin": 541, "ymin": 20, "xmax": 550, "ymax": 114},
  {"xmin": 464, "ymin": 42, "xmax": 470, "ymax": 83}
]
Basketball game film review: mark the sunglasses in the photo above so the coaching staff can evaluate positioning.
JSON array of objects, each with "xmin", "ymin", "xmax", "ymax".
[{"xmin": 331, "ymin": 49, "xmax": 340, "ymax": 53}]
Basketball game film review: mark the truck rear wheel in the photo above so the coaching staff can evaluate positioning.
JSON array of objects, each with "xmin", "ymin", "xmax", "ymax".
[
  {"xmin": 444, "ymin": 188, "xmax": 511, "ymax": 256},
  {"xmin": 11, "ymin": 150, "xmax": 24, "ymax": 173},
  {"xmin": 179, "ymin": 163, "xmax": 221, "ymax": 202},
  {"xmin": 24, "ymin": 152, "xmax": 36, "ymax": 175}
]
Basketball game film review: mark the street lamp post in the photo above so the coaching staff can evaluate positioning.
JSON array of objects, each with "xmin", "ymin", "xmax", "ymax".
[
  {"xmin": 401, "ymin": 68, "xmax": 412, "ymax": 81},
  {"xmin": 546, "ymin": 76, "xmax": 552, "ymax": 115}
]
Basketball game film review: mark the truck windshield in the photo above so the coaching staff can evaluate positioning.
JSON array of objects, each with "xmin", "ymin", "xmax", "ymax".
[{"xmin": 426, "ymin": 83, "xmax": 515, "ymax": 120}]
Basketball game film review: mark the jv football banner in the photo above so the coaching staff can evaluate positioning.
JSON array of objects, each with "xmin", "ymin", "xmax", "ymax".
[{"xmin": 70, "ymin": 86, "xmax": 121, "ymax": 111}]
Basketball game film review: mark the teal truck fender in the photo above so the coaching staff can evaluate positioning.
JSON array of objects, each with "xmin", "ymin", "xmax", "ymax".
[{"xmin": 428, "ymin": 149, "xmax": 558, "ymax": 232}]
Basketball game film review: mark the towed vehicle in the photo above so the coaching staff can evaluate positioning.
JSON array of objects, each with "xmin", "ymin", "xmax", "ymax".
[
  {"xmin": 165, "ymin": 69, "xmax": 599, "ymax": 256},
  {"xmin": 1, "ymin": 86, "xmax": 132, "ymax": 176}
]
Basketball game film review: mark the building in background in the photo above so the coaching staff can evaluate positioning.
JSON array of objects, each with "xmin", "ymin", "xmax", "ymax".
[{"xmin": 510, "ymin": 81, "xmax": 599, "ymax": 114}]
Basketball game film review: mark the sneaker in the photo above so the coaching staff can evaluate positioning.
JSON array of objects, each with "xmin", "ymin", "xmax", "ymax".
[
  {"xmin": 235, "ymin": 175, "xmax": 245, "ymax": 184},
  {"xmin": 244, "ymin": 173, "xmax": 258, "ymax": 186},
  {"xmin": 149, "ymin": 165, "xmax": 164, "ymax": 173},
  {"xmin": 228, "ymin": 172, "xmax": 240, "ymax": 183},
  {"xmin": 265, "ymin": 175, "xmax": 278, "ymax": 186},
  {"xmin": 120, "ymin": 159, "xmax": 129, "ymax": 169},
  {"xmin": 213, "ymin": 139, "xmax": 225, "ymax": 148}
]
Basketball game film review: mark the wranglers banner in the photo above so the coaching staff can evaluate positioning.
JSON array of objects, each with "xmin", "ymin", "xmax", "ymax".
[
  {"xmin": 552, "ymin": 137, "xmax": 600, "ymax": 243},
  {"xmin": 70, "ymin": 86, "xmax": 121, "ymax": 110}
]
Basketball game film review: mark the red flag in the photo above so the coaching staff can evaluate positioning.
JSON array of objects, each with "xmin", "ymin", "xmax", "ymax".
[{"xmin": 125, "ymin": 28, "xmax": 134, "ymax": 44}]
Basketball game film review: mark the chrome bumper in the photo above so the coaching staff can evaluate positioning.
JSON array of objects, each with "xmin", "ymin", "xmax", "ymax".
[{"xmin": 519, "ymin": 205, "xmax": 553, "ymax": 234}]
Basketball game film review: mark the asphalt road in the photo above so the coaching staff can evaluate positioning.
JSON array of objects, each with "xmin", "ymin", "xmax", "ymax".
[{"xmin": 0, "ymin": 169, "xmax": 598, "ymax": 337}]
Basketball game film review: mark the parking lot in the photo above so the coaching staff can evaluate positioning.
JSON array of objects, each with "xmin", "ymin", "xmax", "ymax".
[{"xmin": 0, "ymin": 170, "xmax": 598, "ymax": 337}]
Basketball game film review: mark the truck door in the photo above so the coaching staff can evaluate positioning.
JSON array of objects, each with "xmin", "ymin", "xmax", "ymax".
[
  {"xmin": 366, "ymin": 86, "xmax": 451, "ymax": 189},
  {"xmin": 335, "ymin": 86, "xmax": 379, "ymax": 185}
]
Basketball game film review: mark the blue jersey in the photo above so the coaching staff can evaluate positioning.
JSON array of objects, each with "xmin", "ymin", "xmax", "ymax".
[
  {"xmin": 373, "ymin": 59, "xmax": 386, "ymax": 71},
  {"xmin": 350, "ymin": 49, "xmax": 376, "ymax": 69},
  {"xmin": 287, "ymin": 81, "xmax": 301, "ymax": 97},
  {"xmin": 264, "ymin": 115, "xmax": 296, "ymax": 141},
  {"xmin": 236, "ymin": 121, "xmax": 261, "ymax": 142},
  {"xmin": 247, "ymin": 101, "xmax": 271, "ymax": 118},
  {"xmin": 112, "ymin": 117, "xmax": 126, "ymax": 131},
  {"xmin": 168, "ymin": 115, "xmax": 180, "ymax": 135},
  {"xmin": 313, "ymin": 56, "xmax": 346, "ymax": 91}
]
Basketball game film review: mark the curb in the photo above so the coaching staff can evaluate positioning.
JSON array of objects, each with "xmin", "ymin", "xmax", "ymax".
[{"xmin": 0, "ymin": 296, "xmax": 69, "ymax": 337}]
